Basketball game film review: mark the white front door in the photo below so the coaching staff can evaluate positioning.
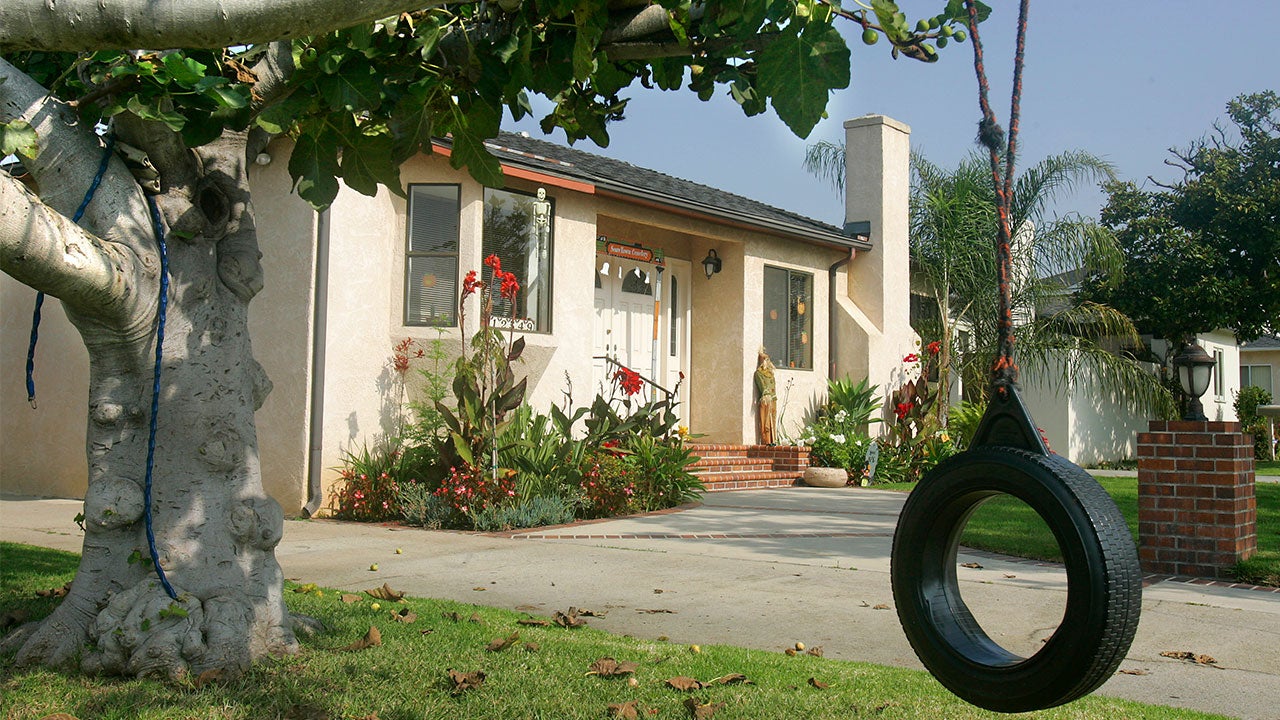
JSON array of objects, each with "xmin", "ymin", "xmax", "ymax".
[{"xmin": 594, "ymin": 258, "xmax": 655, "ymax": 396}]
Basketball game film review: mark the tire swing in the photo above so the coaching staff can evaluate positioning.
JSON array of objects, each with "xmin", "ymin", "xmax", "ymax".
[{"xmin": 889, "ymin": 2, "xmax": 1142, "ymax": 712}]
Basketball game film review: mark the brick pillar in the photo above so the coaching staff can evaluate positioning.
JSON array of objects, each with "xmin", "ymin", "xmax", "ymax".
[{"xmin": 1136, "ymin": 420, "xmax": 1257, "ymax": 578}]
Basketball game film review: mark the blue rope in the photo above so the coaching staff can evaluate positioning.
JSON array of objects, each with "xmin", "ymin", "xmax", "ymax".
[
  {"xmin": 144, "ymin": 194, "xmax": 178, "ymax": 600},
  {"xmin": 25, "ymin": 135, "xmax": 117, "ymax": 408}
]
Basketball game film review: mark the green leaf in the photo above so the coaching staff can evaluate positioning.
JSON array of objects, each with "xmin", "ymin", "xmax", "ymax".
[
  {"xmin": 0, "ymin": 119, "xmax": 39, "ymax": 158},
  {"xmin": 451, "ymin": 432, "xmax": 475, "ymax": 466},
  {"xmin": 317, "ymin": 68, "xmax": 382, "ymax": 112},
  {"xmin": 288, "ymin": 132, "xmax": 341, "ymax": 210},
  {"xmin": 255, "ymin": 92, "xmax": 312, "ymax": 135},
  {"xmin": 445, "ymin": 99, "xmax": 503, "ymax": 187},
  {"xmin": 339, "ymin": 131, "xmax": 403, "ymax": 197},
  {"xmin": 204, "ymin": 84, "xmax": 249, "ymax": 109},
  {"xmin": 161, "ymin": 53, "xmax": 207, "ymax": 87},
  {"xmin": 180, "ymin": 112, "xmax": 225, "ymax": 148},
  {"xmin": 757, "ymin": 21, "xmax": 850, "ymax": 139}
]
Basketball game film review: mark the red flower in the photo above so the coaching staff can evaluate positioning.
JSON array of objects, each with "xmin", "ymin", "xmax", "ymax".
[
  {"xmin": 903, "ymin": 353, "xmax": 920, "ymax": 364},
  {"xmin": 462, "ymin": 270, "xmax": 480, "ymax": 298},
  {"xmin": 393, "ymin": 354, "xmax": 410, "ymax": 373},
  {"xmin": 499, "ymin": 271, "xmax": 520, "ymax": 302},
  {"xmin": 895, "ymin": 402, "xmax": 914, "ymax": 420},
  {"xmin": 484, "ymin": 253, "xmax": 502, "ymax": 275},
  {"xmin": 927, "ymin": 341, "xmax": 941, "ymax": 356},
  {"xmin": 612, "ymin": 367, "xmax": 644, "ymax": 396}
]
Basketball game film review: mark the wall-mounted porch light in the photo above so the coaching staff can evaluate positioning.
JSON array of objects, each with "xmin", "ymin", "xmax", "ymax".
[
  {"xmin": 1173, "ymin": 341, "xmax": 1215, "ymax": 421},
  {"xmin": 701, "ymin": 249, "xmax": 723, "ymax": 279}
]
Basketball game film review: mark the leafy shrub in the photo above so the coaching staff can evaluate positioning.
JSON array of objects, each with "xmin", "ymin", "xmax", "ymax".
[
  {"xmin": 824, "ymin": 376, "xmax": 882, "ymax": 429},
  {"xmin": 1235, "ymin": 385, "xmax": 1274, "ymax": 460},
  {"xmin": 578, "ymin": 451, "xmax": 636, "ymax": 519},
  {"xmin": 624, "ymin": 433, "xmax": 703, "ymax": 511},
  {"xmin": 947, "ymin": 400, "xmax": 987, "ymax": 450},
  {"xmin": 434, "ymin": 463, "xmax": 517, "ymax": 519},
  {"xmin": 396, "ymin": 481, "xmax": 455, "ymax": 528},
  {"xmin": 469, "ymin": 494, "xmax": 577, "ymax": 532},
  {"xmin": 331, "ymin": 442, "xmax": 409, "ymax": 521}
]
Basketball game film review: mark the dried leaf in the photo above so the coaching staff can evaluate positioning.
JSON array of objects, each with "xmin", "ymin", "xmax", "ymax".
[
  {"xmin": 805, "ymin": 646, "xmax": 824, "ymax": 657},
  {"xmin": 392, "ymin": 608, "xmax": 418, "ymax": 624},
  {"xmin": 783, "ymin": 648, "xmax": 797, "ymax": 657},
  {"xmin": 574, "ymin": 607, "xmax": 605, "ymax": 617},
  {"xmin": 340, "ymin": 626, "xmax": 382, "ymax": 652},
  {"xmin": 469, "ymin": 612, "xmax": 484, "ymax": 624},
  {"xmin": 365, "ymin": 583, "xmax": 406, "ymax": 602},
  {"xmin": 666, "ymin": 676, "xmax": 704, "ymax": 691},
  {"xmin": 808, "ymin": 677, "xmax": 830, "ymax": 689},
  {"xmin": 607, "ymin": 701, "xmax": 640, "ymax": 719},
  {"xmin": 683, "ymin": 698, "xmax": 725, "ymax": 719},
  {"xmin": 653, "ymin": 588, "xmax": 665, "ymax": 594},
  {"xmin": 872, "ymin": 604, "xmax": 890, "ymax": 610},
  {"xmin": 1160, "ymin": 650, "xmax": 1218, "ymax": 665},
  {"xmin": 524, "ymin": 642, "xmax": 540, "ymax": 652},
  {"xmin": 709, "ymin": 673, "xmax": 751, "ymax": 685},
  {"xmin": 193, "ymin": 668, "xmax": 228, "ymax": 688},
  {"xmin": 587, "ymin": 657, "xmax": 639, "ymax": 677},
  {"xmin": 35, "ymin": 582, "xmax": 71, "ymax": 598},
  {"xmin": 553, "ymin": 609, "xmax": 588, "ymax": 629},
  {"xmin": 293, "ymin": 583, "xmax": 318, "ymax": 594},
  {"xmin": 960, "ymin": 562, "xmax": 983, "ymax": 569},
  {"xmin": 442, "ymin": 611, "xmax": 463, "ymax": 623},
  {"xmin": 1003, "ymin": 573, "xmax": 1017, "ymax": 579},
  {"xmin": 1118, "ymin": 668, "xmax": 1149, "ymax": 676},
  {"xmin": 636, "ymin": 608, "xmax": 675, "ymax": 614},
  {"xmin": 486, "ymin": 632, "xmax": 520, "ymax": 652},
  {"xmin": 340, "ymin": 594, "xmax": 362, "ymax": 604},
  {"xmin": 447, "ymin": 668, "xmax": 486, "ymax": 695},
  {"xmin": 514, "ymin": 604, "xmax": 541, "ymax": 611},
  {"xmin": 473, "ymin": 587, "xmax": 487, "ymax": 591},
  {"xmin": 517, "ymin": 618, "xmax": 551, "ymax": 627}
]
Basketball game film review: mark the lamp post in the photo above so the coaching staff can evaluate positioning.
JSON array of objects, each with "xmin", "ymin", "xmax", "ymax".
[{"xmin": 1172, "ymin": 341, "xmax": 1215, "ymax": 421}]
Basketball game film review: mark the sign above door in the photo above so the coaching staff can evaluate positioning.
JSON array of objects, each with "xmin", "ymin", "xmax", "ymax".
[{"xmin": 597, "ymin": 236, "xmax": 665, "ymax": 267}]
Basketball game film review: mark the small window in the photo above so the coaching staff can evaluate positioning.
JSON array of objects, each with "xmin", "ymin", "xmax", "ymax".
[
  {"xmin": 1213, "ymin": 349, "xmax": 1225, "ymax": 397},
  {"xmin": 405, "ymin": 184, "xmax": 460, "ymax": 327},
  {"xmin": 483, "ymin": 188, "xmax": 554, "ymax": 332},
  {"xmin": 763, "ymin": 266, "xmax": 814, "ymax": 370},
  {"xmin": 1243, "ymin": 365, "xmax": 1273, "ymax": 395},
  {"xmin": 669, "ymin": 275, "xmax": 679, "ymax": 357},
  {"xmin": 621, "ymin": 267, "xmax": 652, "ymax": 295}
]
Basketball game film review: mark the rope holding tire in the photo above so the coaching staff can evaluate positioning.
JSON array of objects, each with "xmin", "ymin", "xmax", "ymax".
[{"xmin": 889, "ymin": 1, "xmax": 1142, "ymax": 711}]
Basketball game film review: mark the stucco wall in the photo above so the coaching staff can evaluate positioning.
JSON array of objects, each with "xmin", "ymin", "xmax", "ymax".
[
  {"xmin": 0, "ymin": 280, "xmax": 89, "ymax": 499},
  {"xmin": 1021, "ymin": 353, "xmax": 1153, "ymax": 466},
  {"xmin": 1241, "ymin": 347, "xmax": 1280, "ymax": 399}
]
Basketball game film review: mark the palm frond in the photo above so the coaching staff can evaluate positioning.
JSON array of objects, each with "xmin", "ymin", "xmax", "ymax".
[{"xmin": 803, "ymin": 141, "xmax": 846, "ymax": 195}]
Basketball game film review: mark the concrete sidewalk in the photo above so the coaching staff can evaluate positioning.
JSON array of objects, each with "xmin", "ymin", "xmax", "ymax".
[{"xmin": 3, "ymin": 488, "xmax": 1278, "ymax": 719}]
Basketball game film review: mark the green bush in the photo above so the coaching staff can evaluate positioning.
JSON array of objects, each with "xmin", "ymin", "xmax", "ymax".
[
  {"xmin": 331, "ymin": 441, "xmax": 413, "ymax": 521},
  {"xmin": 396, "ymin": 481, "xmax": 455, "ymax": 528},
  {"xmin": 469, "ymin": 493, "xmax": 577, "ymax": 532},
  {"xmin": 1235, "ymin": 385, "xmax": 1274, "ymax": 460},
  {"xmin": 624, "ymin": 433, "xmax": 703, "ymax": 511},
  {"xmin": 946, "ymin": 400, "xmax": 986, "ymax": 450}
]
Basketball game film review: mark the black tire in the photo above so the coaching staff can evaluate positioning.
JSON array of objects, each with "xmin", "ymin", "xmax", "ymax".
[{"xmin": 890, "ymin": 447, "xmax": 1141, "ymax": 713}]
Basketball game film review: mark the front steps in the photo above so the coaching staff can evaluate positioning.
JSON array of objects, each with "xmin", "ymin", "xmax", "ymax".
[{"xmin": 687, "ymin": 444, "xmax": 811, "ymax": 492}]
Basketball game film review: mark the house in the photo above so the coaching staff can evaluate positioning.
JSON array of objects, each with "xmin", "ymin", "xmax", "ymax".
[
  {"xmin": 1240, "ymin": 335, "xmax": 1279, "ymax": 398},
  {"xmin": 0, "ymin": 115, "xmax": 919, "ymax": 514}
]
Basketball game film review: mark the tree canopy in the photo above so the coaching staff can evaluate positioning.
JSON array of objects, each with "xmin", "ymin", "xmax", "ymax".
[{"xmin": 1084, "ymin": 90, "xmax": 1280, "ymax": 346}]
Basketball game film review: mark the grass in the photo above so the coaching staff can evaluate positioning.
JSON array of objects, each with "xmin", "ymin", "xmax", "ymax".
[
  {"xmin": 0, "ymin": 542, "xmax": 1230, "ymax": 720},
  {"xmin": 1257, "ymin": 460, "xmax": 1280, "ymax": 476},
  {"xmin": 875, "ymin": 477, "xmax": 1280, "ymax": 586}
]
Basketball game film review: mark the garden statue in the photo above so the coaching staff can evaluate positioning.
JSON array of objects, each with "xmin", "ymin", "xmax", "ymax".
[{"xmin": 755, "ymin": 350, "xmax": 776, "ymax": 445}]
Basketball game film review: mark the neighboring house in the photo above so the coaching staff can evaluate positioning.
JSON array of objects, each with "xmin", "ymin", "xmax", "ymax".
[
  {"xmin": 1240, "ymin": 334, "xmax": 1279, "ymax": 398},
  {"xmin": 0, "ymin": 115, "xmax": 918, "ymax": 514}
]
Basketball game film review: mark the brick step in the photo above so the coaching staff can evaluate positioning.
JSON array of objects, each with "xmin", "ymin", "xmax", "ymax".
[
  {"xmin": 700, "ymin": 472, "xmax": 804, "ymax": 492},
  {"xmin": 689, "ymin": 456, "xmax": 772, "ymax": 470}
]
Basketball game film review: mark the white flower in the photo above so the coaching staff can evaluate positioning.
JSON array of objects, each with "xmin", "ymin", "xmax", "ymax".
[
  {"xmin": 831, "ymin": 433, "xmax": 846, "ymax": 445},
  {"xmin": 834, "ymin": 410, "xmax": 848, "ymax": 422}
]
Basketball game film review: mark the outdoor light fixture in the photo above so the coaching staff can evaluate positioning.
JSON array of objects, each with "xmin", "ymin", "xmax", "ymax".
[
  {"xmin": 701, "ymin": 249, "xmax": 723, "ymax": 279},
  {"xmin": 1172, "ymin": 341, "xmax": 1216, "ymax": 421}
]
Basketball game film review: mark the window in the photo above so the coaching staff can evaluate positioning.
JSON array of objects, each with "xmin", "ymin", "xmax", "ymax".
[
  {"xmin": 669, "ymin": 275, "xmax": 679, "ymax": 358},
  {"xmin": 1243, "ymin": 365, "xmax": 1273, "ymax": 395},
  {"xmin": 763, "ymin": 266, "xmax": 813, "ymax": 369},
  {"xmin": 1213, "ymin": 349, "xmax": 1225, "ymax": 397},
  {"xmin": 483, "ymin": 188, "xmax": 553, "ymax": 332},
  {"xmin": 405, "ymin": 184, "xmax": 460, "ymax": 327}
]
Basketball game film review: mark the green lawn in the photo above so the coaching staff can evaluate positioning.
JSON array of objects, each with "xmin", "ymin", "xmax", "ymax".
[
  {"xmin": 1257, "ymin": 460, "xmax": 1280, "ymax": 476},
  {"xmin": 878, "ymin": 477, "xmax": 1279, "ymax": 586},
  {"xmin": 0, "ymin": 542, "xmax": 1231, "ymax": 720}
]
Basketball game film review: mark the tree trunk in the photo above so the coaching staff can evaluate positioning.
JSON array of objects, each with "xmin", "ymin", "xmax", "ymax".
[{"xmin": 1, "ymin": 68, "xmax": 297, "ymax": 674}]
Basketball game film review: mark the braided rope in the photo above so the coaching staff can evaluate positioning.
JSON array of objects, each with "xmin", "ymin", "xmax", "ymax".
[
  {"xmin": 965, "ymin": 0, "xmax": 1031, "ymax": 397},
  {"xmin": 143, "ymin": 194, "xmax": 178, "ymax": 600},
  {"xmin": 25, "ymin": 134, "xmax": 117, "ymax": 408}
]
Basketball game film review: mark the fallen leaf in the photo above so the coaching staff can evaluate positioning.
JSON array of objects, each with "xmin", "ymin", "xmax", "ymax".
[
  {"xmin": 709, "ymin": 673, "xmax": 752, "ymax": 685},
  {"xmin": 872, "ymin": 604, "xmax": 890, "ymax": 610},
  {"xmin": 805, "ymin": 646, "xmax": 824, "ymax": 657},
  {"xmin": 447, "ymin": 668, "xmax": 486, "ymax": 695},
  {"xmin": 340, "ymin": 626, "xmax": 382, "ymax": 652},
  {"xmin": 468, "ymin": 612, "xmax": 483, "ymax": 624},
  {"xmin": 1003, "ymin": 573, "xmax": 1017, "ymax": 579},
  {"xmin": 473, "ymin": 587, "xmax": 487, "ymax": 591},
  {"xmin": 35, "ymin": 582, "xmax": 71, "ymax": 598},
  {"xmin": 340, "ymin": 594, "xmax": 362, "ymax": 604},
  {"xmin": 517, "ymin": 618, "xmax": 551, "ymax": 627},
  {"xmin": 514, "ymin": 604, "xmax": 541, "ymax": 611},
  {"xmin": 859, "ymin": 601, "xmax": 871, "ymax": 607},
  {"xmin": 553, "ymin": 609, "xmax": 588, "ymax": 629},
  {"xmin": 683, "ymin": 698, "xmax": 725, "ymax": 719},
  {"xmin": 1, "ymin": 608, "xmax": 30, "ymax": 632},
  {"xmin": 1159, "ymin": 651, "xmax": 1218, "ymax": 665},
  {"xmin": 486, "ymin": 632, "xmax": 520, "ymax": 652},
  {"xmin": 39, "ymin": 713, "xmax": 83, "ymax": 719},
  {"xmin": 666, "ymin": 676, "xmax": 704, "ymax": 691},
  {"xmin": 653, "ymin": 589, "xmax": 665, "ymax": 594},
  {"xmin": 874, "ymin": 702, "xmax": 900, "ymax": 712},
  {"xmin": 442, "ymin": 612, "xmax": 462, "ymax": 622},
  {"xmin": 784, "ymin": 648, "xmax": 797, "ymax": 656},
  {"xmin": 960, "ymin": 562, "xmax": 983, "ymax": 569},
  {"xmin": 587, "ymin": 657, "xmax": 639, "ymax": 677},
  {"xmin": 365, "ymin": 583, "xmax": 406, "ymax": 602},
  {"xmin": 420, "ymin": 629, "xmax": 435, "ymax": 636},
  {"xmin": 637, "ymin": 608, "xmax": 676, "ymax": 614},
  {"xmin": 193, "ymin": 668, "xmax": 227, "ymax": 688},
  {"xmin": 524, "ymin": 642, "xmax": 540, "ymax": 652},
  {"xmin": 293, "ymin": 583, "xmax": 318, "ymax": 594},
  {"xmin": 1118, "ymin": 668, "xmax": 1149, "ymax": 676},
  {"xmin": 574, "ymin": 607, "xmax": 605, "ymax": 617},
  {"xmin": 607, "ymin": 701, "xmax": 640, "ymax": 719},
  {"xmin": 808, "ymin": 678, "xmax": 830, "ymax": 689},
  {"xmin": 392, "ymin": 608, "xmax": 418, "ymax": 624}
]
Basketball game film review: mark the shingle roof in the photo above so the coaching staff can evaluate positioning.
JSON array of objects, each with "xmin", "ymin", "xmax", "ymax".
[
  {"xmin": 476, "ymin": 132, "xmax": 867, "ymax": 250},
  {"xmin": 1242, "ymin": 335, "xmax": 1280, "ymax": 350}
]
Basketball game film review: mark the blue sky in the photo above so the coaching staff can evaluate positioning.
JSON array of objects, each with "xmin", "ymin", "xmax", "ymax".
[{"xmin": 508, "ymin": 1, "xmax": 1280, "ymax": 227}]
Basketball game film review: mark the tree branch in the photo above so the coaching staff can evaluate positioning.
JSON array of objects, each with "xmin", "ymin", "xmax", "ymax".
[
  {"xmin": 0, "ymin": 173, "xmax": 136, "ymax": 321},
  {"xmin": 0, "ymin": 0, "xmax": 462, "ymax": 51}
]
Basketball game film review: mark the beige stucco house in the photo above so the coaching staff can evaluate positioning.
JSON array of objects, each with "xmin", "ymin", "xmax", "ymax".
[
  {"xmin": 1, "ymin": 115, "xmax": 917, "ymax": 514},
  {"xmin": 1241, "ymin": 335, "xmax": 1279, "ymax": 398}
]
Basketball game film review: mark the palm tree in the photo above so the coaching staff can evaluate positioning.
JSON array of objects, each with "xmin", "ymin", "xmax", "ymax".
[{"xmin": 803, "ymin": 142, "xmax": 1174, "ymax": 419}]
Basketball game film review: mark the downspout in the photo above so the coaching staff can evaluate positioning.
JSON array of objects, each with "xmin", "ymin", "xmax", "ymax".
[
  {"xmin": 302, "ymin": 208, "xmax": 331, "ymax": 517},
  {"xmin": 828, "ymin": 248, "xmax": 856, "ymax": 379}
]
